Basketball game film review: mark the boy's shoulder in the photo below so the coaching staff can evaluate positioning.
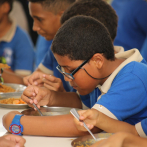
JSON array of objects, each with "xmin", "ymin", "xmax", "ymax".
[{"xmin": 13, "ymin": 26, "xmax": 32, "ymax": 41}]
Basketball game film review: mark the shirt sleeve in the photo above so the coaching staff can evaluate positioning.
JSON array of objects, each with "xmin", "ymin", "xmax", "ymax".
[
  {"xmin": 35, "ymin": 36, "xmax": 52, "ymax": 68},
  {"xmin": 93, "ymin": 73, "xmax": 147, "ymax": 121},
  {"xmin": 13, "ymin": 28, "xmax": 34, "ymax": 75},
  {"xmin": 38, "ymin": 48, "xmax": 54, "ymax": 74},
  {"xmin": 135, "ymin": 118, "xmax": 147, "ymax": 138}
]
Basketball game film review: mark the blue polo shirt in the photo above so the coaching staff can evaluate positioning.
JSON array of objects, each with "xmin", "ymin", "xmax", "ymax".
[
  {"xmin": 81, "ymin": 49, "xmax": 147, "ymax": 125},
  {"xmin": 111, "ymin": 0, "xmax": 147, "ymax": 61},
  {"xmin": 0, "ymin": 25, "xmax": 34, "ymax": 74}
]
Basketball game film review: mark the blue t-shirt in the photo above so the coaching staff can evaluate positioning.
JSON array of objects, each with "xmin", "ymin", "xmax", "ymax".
[
  {"xmin": 81, "ymin": 61, "xmax": 147, "ymax": 125},
  {"xmin": 111, "ymin": 0, "xmax": 147, "ymax": 60},
  {"xmin": 0, "ymin": 26, "xmax": 34, "ymax": 72},
  {"xmin": 35, "ymin": 35, "xmax": 52, "ymax": 68}
]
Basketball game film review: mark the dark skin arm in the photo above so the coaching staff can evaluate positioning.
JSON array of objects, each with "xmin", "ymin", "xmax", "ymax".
[
  {"xmin": 21, "ymin": 85, "xmax": 82, "ymax": 109},
  {"xmin": 2, "ymin": 111, "xmax": 101, "ymax": 137},
  {"xmin": 2, "ymin": 70, "xmax": 24, "ymax": 84}
]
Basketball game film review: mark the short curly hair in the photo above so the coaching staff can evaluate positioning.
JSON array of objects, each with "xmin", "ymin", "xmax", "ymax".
[
  {"xmin": 61, "ymin": 0, "xmax": 118, "ymax": 41},
  {"xmin": 52, "ymin": 15, "xmax": 115, "ymax": 61},
  {"xmin": 0, "ymin": 0, "xmax": 13, "ymax": 13},
  {"xmin": 28, "ymin": 0, "xmax": 75, "ymax": 14}
]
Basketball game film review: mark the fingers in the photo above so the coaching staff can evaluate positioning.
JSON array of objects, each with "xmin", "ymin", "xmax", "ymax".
[
  {"xmin": 4, "ymin": 134, "xmax": 26, "ymax": 147},
  {"xmin": 43, "ymin": 75, "xmax": 65, "ymax": 92},
  {"xmin": 0, "ymin": 137, "xmax": 16, "ymax": 147},
  {"xmin": 25, "ymin": 71, "xmax": 44, "ymax": 86},
  {"xmin": 21, "ymin": 85, "xmax": 37, "ymax": 104}
]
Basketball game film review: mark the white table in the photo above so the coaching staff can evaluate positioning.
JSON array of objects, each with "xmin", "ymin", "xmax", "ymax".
[{"xmin": 0, "ymin": 107, "xmax": 76, "ymax": 147}]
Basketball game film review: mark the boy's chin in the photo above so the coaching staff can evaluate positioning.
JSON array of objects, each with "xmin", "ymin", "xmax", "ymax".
[{"xmin": 77, "ymin": 90, "xmax": 89, "ymax": 96}]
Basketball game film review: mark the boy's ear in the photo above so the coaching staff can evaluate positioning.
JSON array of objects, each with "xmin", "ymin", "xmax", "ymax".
[
  {"xmin": 58, "ymin": 11, "xmax": 64, "ymax": 16},
  {"xmin": 1, "ymin": 2, "xmax": 10, "ymax": 14},
  {"xmin": 92, "ymin": 53, "xmax": 104, "ymax": 69}
]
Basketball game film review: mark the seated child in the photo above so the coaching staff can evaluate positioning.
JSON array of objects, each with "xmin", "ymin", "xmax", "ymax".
[
  {"xmin": 3, "ymin": 16, "xmax": 147, "ymax": 137},
  {"xmin": 0, "ymin": 0, "xmax": 34, "ymax": 76}
]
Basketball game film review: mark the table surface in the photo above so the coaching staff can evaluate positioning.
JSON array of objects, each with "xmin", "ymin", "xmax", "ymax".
[{"xmin": 0, "ymin": 107, "xmax": 76, "ymax": 147}]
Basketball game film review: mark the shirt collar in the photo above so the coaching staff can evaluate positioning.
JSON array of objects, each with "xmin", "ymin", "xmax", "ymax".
[
  {"xmin": 96, "ymin": 49, "xmax": 143, "ymax": 94},
  {"xmin": 114, "ymin": 46, "xmax": 124, "ymax": 54},
  {"xmin": 0, "ymin": 18, "xmax": 16, "ymax": 42}
]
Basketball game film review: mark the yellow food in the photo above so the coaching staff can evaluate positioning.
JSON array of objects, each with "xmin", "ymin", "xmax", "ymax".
[
  {"xmin": 0, "ymin": 98, "xmax": 26, "ymax": 104},
  {"xmin": 0, "ymin": 84, "xmax": 15, "ymax": 93},
  {"xmin": 0, "ymin": 63, "xmax": 10, "ymax": 69}
]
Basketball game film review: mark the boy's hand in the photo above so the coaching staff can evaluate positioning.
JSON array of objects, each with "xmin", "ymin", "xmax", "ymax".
[
  {"xmin": 42, "ymin": 74, "xmax": 66, "ymax": 92},
  {"xmin": 74, "ymin": 109, "xmax": 99, "ymax": 131},
  {"xmin": 23, "ymin": 71, "xmax": 66, "ymax": 92},
  {"xmin": 23, "ymin": 71, "xmax": 44, "ymax": 86},
  {"xmin": 0, "ymin": 134, "xmax": 26, "ymax": 147},
  {"xmin": 21, "ymin": 85, "xmax": 52, "ymax": 108},
  {"xmin": 2, "ymin": 111, "xmax": 21, "ymax": 132}
]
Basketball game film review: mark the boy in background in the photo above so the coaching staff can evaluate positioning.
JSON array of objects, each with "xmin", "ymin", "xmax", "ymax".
[
  {"xmin": 3, "ymin": 16, "xmax": 147, "ymax": 137},
  {"xmin": 0, "ymin": 0, "xmax": 34, "ymax": 76}
]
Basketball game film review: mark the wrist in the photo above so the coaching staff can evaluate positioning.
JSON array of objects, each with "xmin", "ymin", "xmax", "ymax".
[{"xmin": 9, "ymin": 114, "xmax": 24, "ymax": 136}]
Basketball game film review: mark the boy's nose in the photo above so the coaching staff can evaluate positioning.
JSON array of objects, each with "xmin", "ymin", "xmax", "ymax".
[
  {"xmin": 32, "ymin": 22, "xmax": 40, "ymax": 32},
  {"xmin": 64, "ymin": 75, "xmax": 72, "ymax": 82}
]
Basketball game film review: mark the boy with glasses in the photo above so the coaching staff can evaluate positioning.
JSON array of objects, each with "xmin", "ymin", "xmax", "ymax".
[{"xmin": 3, "ymin": 16, "xmax": 147, "ymax": 137}]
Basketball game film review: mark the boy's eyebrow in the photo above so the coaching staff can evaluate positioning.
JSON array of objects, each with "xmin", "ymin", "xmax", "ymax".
[{"xmin": 33, "ymin": 15, "xmax": 43, "ymax": 19}]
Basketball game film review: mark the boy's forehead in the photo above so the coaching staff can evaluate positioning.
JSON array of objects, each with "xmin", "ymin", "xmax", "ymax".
[{"xmin": 29, "ymin": 2, "xmax": 52, "ymax": 15}]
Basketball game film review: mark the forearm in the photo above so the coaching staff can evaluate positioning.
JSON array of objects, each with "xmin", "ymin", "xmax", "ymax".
[
  {"xmin": 50, "ymin": 91, "xmax": 82, "ymax": 109},
  {"xmin": 96, "ymin": 111, "xmax": 138, "ymax": 135},
  {"xmin": 3, "ymin": 112, "xmax": 101, "ymax": 137},
  {"xmin": 3, "ymin": 70, "xmax": 24, "ymax": 84}
]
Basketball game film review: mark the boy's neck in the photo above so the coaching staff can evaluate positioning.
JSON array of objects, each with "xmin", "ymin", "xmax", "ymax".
[
  {"xmin": 100, "ymin": 58, "xmax": 125, "ymax": 85},
  {"xmin": 0, "ymin": 16, "xmax": 12, "ymax": 39}
]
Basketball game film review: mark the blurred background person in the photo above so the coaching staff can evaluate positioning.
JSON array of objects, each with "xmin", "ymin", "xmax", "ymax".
[
  {"xmin": 0, "ymin": 0, "xmax": 35, "ymax": 77},
  {"xmin": 111, "ymin": 0, "xmax": 147, "ymax": 61}
]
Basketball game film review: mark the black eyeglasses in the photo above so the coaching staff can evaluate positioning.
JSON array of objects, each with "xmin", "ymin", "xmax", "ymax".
[{"xmin": 56, "ymin": 58, "xmax": 89, "ymax": 80}]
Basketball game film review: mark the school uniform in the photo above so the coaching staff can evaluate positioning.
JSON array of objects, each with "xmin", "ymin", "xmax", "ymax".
[
  {"xmin": 81, "ymin": 49, "xmax": 147, "ymax": 125},
  {"xmin": 0, "ymin": 19, "xmax": 34, "ymax": 75}
]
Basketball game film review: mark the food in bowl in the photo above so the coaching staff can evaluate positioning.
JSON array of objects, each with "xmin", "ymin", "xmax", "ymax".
[
  {"xmin": 0, "ymin": 63, "xmax": 10, "ymax": 69},
  {"xmin": 0, "ymin": 84, "xmax": 15, "ymax": 93},
  {"xmin": 0, "ymin": 98, "xmax": 26, "ymax": 104}
]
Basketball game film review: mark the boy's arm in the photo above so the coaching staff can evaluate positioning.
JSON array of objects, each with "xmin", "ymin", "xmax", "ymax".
[
  {"xmin": 76, "ymin": 109, "xmax": 138, "ymax": 135},
  {"xmin": 96, "ymin": 111, "xmax": 138, "ymax": 135},
  {"xmin": 2, "ymin": 70, "xmax": 24, "ymax": 84},
  {"xmin": 3, "ymin": 111, "xmax": 101, "ymax": 136},
  {"xmin": 21, "ymin": 85, "xmax": 82, "ymax": 109}
]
